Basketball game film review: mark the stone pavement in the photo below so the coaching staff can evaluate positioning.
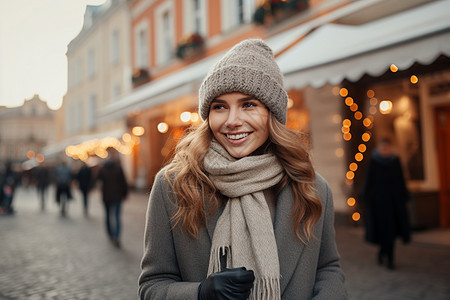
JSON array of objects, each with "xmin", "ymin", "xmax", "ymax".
[{"xmin": 1, "ymin": 185, "xmax": 449, "ymax": 300}]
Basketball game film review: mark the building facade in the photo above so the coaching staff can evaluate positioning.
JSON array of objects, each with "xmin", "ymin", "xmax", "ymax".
[
  {"xmin": 0, "ymin": 95, "xmax": 57, "ymax": 167},
  {"xmin": 49, "ymin": 0, "xmax": 135, "ymax": 179}
]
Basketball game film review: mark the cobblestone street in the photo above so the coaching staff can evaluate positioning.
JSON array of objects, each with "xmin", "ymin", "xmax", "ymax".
[{"xmin": 1, "ymin": 186, "xmax": 449, "ymax": 299}]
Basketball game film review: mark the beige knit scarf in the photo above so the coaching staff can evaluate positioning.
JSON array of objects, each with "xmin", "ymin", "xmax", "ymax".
[{"xmin": 204, "ymin": 139, "xmax": 283, "ymax": 300}]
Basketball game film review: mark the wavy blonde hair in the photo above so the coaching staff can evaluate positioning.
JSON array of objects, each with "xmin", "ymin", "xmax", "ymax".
[{"xmin": 165, "ymin": 114, "xmax": 322, "ymax": 243}]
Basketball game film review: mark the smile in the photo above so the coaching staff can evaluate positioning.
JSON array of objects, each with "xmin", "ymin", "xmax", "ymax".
[{"xmin": 226, "ymin": 132, "xmax": 250, "ymax": 140}]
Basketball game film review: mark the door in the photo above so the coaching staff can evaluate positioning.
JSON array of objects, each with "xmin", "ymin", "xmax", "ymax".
[{"xmin": 435, "ymin": 106, "xmax": 450, "ymax": 227}]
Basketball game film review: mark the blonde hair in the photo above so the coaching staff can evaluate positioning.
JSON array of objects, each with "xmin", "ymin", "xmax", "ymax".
[{"xmin": 165, "ymin": 114, "xmax": 322, "ymax": 242}]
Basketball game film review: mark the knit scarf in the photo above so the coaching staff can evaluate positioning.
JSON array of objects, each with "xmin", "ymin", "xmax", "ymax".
[{"xmin": 204, "ymin": 139, "xmax": 283, "ymax": 300}]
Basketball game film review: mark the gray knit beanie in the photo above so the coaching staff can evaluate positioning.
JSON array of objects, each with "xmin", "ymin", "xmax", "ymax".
[{"xmin": 199, "ymin": 39, "xmax": 288, "ymax": 124}]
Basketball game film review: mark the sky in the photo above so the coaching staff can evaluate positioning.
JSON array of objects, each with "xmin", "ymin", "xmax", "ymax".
[{"xmin": 0, "ymin": 0, "xmax": 108, "ymax": 110}]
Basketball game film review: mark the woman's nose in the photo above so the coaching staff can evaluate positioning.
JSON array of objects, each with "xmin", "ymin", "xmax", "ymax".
[{"xmin": 224, "ymin": 108, "xmax": 243, "ymax": 128}]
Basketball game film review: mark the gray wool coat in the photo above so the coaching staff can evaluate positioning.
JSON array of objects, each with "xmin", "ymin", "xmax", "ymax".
[{"xmin": 139, "ymin": 168, "xmax": 347, "ymax": 300}]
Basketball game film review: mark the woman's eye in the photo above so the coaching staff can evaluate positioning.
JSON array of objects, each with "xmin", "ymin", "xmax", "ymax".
[
  {"xmin": 243, "ymin": 102, "xmax": 257, "ymax": 108},
  {"xmin": 212, "ymin": 104, "xmax": 225, "ymax": 110}
]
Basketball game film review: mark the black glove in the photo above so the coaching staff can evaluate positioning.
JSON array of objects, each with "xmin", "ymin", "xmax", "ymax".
[{"xmin": 198, "ymin": 267, "xmax": 255, "ymax": 300}]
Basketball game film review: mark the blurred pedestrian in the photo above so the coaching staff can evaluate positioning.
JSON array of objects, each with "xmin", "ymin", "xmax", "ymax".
[
  {"xmin": 33, "ymin": 164, "xmax": 51, "ymax": 211},
  {"xmin": 97, "ymin": 148, "xmax": 128, "ymax": 248},
  {"xmin": 76, "ymin": 162, "xmax": 93, "ymax": 216},
  {"xmin": 54, "ymin": 161, "xmax": 73, "ymax": 217},
  {"xmin": 360, "ymin": 137, "xmax": 411, "ymax": 270},
  {"xmin": 0, "ymin": 161, "xmax": 18, "ymax": 215},
  {"xmin": 139, "ymin": 39, "xmax": 347, "ymax": 299}
]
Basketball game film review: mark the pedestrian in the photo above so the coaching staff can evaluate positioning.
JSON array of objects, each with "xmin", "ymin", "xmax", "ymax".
[
  {"xmin": 138, "ymin": 39, "xmax": 347, "ymax": 299},
  {"xmin": 97, "ymin": 148, "xmax": 128, "ymax": 248},
  {"xmin": 54, "ymin": 161, "xmax": 73, "ymax": 217},
  {"xmin": 360, "ymin": 137, "xmax": 411, "ymax": 270},
  {"xmin": 76, "ymin": 162, "xmax": 93, "ymax": 216},
  {"xmin": 33, "ymin": 164, "xmax": 51, "ymax": 211},
  {"xmin": 0, "ymin": 161, "xmax": 18, "ymax": 215}
]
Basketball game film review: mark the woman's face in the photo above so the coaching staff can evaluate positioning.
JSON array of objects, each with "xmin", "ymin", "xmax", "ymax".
[{"xmin": 209, "ymin": 92, "xmax": 270, "ymax": 158}]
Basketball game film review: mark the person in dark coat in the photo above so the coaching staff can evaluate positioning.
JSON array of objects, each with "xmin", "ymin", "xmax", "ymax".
[
  {"xmin": 76, "ymin": 162, "xmax": 93, "ymax": 216},
  {"xmin": 0, "ymin": 161, "xmax": 18, "ymax": 215},
  {"xmin": 34, "ymin": 164, "xmax": 51, "ymax": 211},
  {"xmin": 54, "ymin": 161, "xmax": 73, "ymax": 217},
  {"xmin": 360, "ymin": 137, "xmax": 411, "ymax": 270},
  {"xmin": 97, "ymin": 148, "xmax": 128, "ymax": 247}
]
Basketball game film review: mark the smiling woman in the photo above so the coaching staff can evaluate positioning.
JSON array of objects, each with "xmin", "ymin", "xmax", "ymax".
[
  {"xmin": 209, "ymin": 92, "xmax": 270, "ymax": 158},
  {"xmin": 139, "ymin": 39, "xmax": 347, "ymax": 300}
]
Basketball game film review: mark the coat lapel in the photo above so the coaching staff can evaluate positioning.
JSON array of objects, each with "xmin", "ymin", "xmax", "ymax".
[{"xmin": 274, "ymin": 185, "xmax": 305, "ymax": 294}]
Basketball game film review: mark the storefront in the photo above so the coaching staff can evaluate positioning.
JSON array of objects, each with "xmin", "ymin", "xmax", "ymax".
[{"xmin": 278, "ymin": 0, "xmax": 450, "ymax": 227}]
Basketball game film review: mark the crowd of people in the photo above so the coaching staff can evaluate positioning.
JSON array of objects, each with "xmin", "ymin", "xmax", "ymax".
[{"xmin": 0, "ymin": 148, "xmax": 128, "ymax": 248}]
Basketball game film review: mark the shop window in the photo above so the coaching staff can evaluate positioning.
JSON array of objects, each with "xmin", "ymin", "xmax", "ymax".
[{"xmin": 367, "ymin": 82, "xmax": 424, "ymax": 181}]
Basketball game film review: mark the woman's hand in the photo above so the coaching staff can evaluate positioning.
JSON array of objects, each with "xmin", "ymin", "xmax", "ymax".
[{"xmin": 198, "ymin": 267, "xmax": 255, "ymax": 300}]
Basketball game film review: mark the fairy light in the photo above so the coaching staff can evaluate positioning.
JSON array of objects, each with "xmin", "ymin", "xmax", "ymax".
[
  {"xmin": 390, "ymin": 64, "xmax": 398, "ymax": 72},
  {"xmin": 335, "ymin": 148, "xmax": 344, "ymax": 157},
  {"xmin": 157, "ymin": 122, "xmax": 169, "ymax": 133},
  {"xmin": 343, "ymin": 133, "xmax": 352, "ymax": 141},
  {"xmin": 132, "ymin": 126, "xmax": 145, "ymax": 136},
  {"xmin": 180, "ymin": 111, "xmax": 191, "ymax": 122},
  {"xmin": 355, "ymin": 153, "xmax": 364, "ymax": 162},
  {"xmin": 339, "ymin": 88, "xmax": 348, "ymax": 97},
  {"xmin": 354, "ymin": 111, "xmax": 363, "ymax": 120},
  {"xmin": 347, "ymin": 197, "xmax": 356, "ymax": 207},
  {"xmin": 346, "ymin": 171, "xmax": 355, "ymax": 180},
  {"xmin": 410, "ymin": 75, "xmax": 418, "ymax": 84},
  {"xmin": 358, "ymin": 144, "xmax": 367, "ymax": 153},
  {"xmin": 380, "ymin": 100, "xmax": 393, "ymax": 114},
  {"xmin": 349, "ymin": 162, "xmax": 358, "ymax": 171},
  {"xmin": 362, "ymin": 132, "xmax": 371, "ymax": 142},
  {"xmin": 345, "ymin": 97, "xmax": 354, "ymax": 106},
  {"xmin": 352, "ymin": 212, "xmax": 361, "ymax": 221},
  {"xmin": 26, "ymin": 150, "xmax": 35, "ymax": 159},
  {"xmin": 367, "ymin": 90, "xmax": 375, "ymax": 98}
]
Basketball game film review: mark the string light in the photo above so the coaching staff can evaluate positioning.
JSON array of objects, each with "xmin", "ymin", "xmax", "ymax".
[
  {"xmin": 347, "ymin": 197, "xmax": 356, "ymax": 207},
  {"xmin": 390, "ymin": 64, "xmax": 398, "ymax": 72},
  {"xmin": 352, "ymin": 212, "xmax": 361, "ymax": 221},
  {"xmin": 345, "ymin": 97, "xmax": 354, "ymax": 106},
  {"xmin": 339, "ymin": 88, "xmax": 348, "ymax": 97}
]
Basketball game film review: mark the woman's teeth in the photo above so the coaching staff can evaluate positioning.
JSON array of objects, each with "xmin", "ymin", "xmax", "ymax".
[{"xmin": 226, "ymin": 133, "xmax": 249, "ymax": 140}]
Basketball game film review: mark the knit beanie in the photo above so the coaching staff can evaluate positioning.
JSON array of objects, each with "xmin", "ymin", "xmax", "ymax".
[{"xmin": 199, "ymin": 39, "xmax": 288, "ymax": 124}]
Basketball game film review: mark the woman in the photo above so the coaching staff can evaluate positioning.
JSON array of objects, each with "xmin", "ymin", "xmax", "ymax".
[{"xmin": 139, "ymin": 39, "xmax": 347, "ymax": 299}]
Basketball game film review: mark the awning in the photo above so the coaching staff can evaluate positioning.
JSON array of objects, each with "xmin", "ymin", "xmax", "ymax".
[{"xmin": 277, "ymin": 0, "xmax": 450, "ymax": 89}]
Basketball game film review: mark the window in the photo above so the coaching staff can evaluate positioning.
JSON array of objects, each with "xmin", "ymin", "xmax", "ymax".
[
  {"xmin": 156, "ymin": 0, "xmax": 175, "ymax": 65},
  {"xmin": 134, "ymin": 20, "xmax": 149, "ymax": 69},
  {"xmin": 88, "ymin": 93, "xmax": 97, "ymax": 130},
  {"xmin": 183, "ymin": 0, "xmax": 207, "ymax": 37},
  {"xmin": 87, "ymin": 47, "xmax": 96, "ymax": 78},
  {"xmin": 111, "ymin": 29, "xmax": 120, "ymax": 64},
  {"xmin": 112, "ymin": 83, "xmax": 121, "ymax": 102},
  {"xmin": 221, "ymin": 0, "xmax": 255, "ymax": 32}
]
